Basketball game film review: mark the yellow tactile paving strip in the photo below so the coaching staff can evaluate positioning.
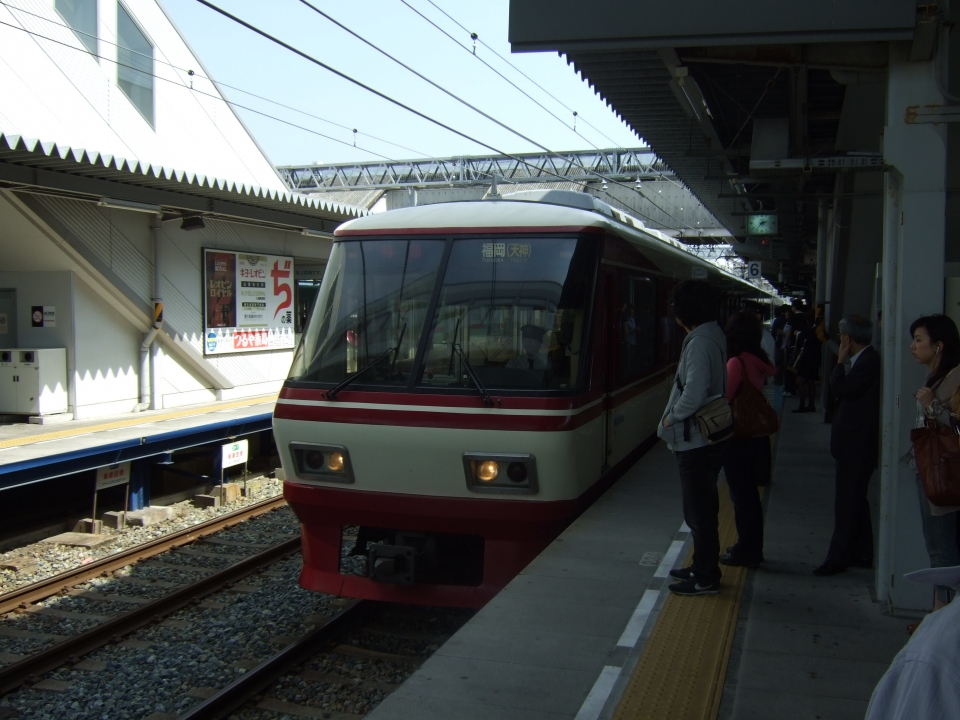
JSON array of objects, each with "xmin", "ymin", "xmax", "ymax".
[
  {"xmin": 0, "ymin": 394, "xmax": 277, "ymax": 451},
  {"xmin": 613, "ymin": 481, "xmax": 763, "ymax": 720}
]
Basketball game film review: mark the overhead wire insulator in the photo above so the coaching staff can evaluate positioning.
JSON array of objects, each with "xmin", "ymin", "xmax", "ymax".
[
  {"xmin": 353, "ymin": 129, "xmax": 357, "ymax": 146},
  {"xmin": 470, "ymin": 32, "xmax": 478, "ymax": 54},
  {"xmin": 572, "ymin": 110, "xmax": 578, "ymax": 132}
]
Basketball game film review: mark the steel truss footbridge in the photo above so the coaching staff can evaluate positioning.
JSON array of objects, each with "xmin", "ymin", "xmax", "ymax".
[{"xmin": 277, "ymin": 147, "xmax": 671, "ymax": 192}]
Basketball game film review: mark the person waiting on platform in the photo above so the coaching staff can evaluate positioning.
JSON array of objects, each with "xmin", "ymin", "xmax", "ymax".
[
  {"xmin": 866, "ymin": 565, "xmax": 960, "ymax": 719},
  {"xmin": 721, "ymin": 312, "xmax": 776, "ymax": 568},
  {"xmin": 658, "ymin": 280, "xmax": 729, "ymax": 597},
  {"xmin": 903, "ymin": 315, "xmax": 960, "ymax": 614},
  {"xmin": 790, "ymin": 311, "xmax": 822, "ymax": 413},
  {"xmin": 506, "ymin": 324, "xmax": 549, "ymax": 371},
  {"xmin": 813, "ymin": 315, "xmax": 881, "ymax": 577}
]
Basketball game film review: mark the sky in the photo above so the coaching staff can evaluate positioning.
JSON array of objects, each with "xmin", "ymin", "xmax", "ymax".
[{"xmin": 161, "ymin": 0, "xmax": 643, "ymax": 168}]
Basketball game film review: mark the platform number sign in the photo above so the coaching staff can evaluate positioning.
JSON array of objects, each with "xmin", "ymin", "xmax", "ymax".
[{"xmin": 747, "ymin": 262, "xmax": 763, "ymax": 281}]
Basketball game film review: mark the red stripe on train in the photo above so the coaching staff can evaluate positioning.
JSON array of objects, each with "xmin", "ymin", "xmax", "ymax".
[{"xmin": 273, "ymin": 401, "xmax": 605, "ymax": 431}]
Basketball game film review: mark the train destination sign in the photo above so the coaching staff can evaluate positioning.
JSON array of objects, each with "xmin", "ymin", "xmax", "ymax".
[{"xmin": 202, "ymin": 249, "xmax": 296, "ymax": 355}]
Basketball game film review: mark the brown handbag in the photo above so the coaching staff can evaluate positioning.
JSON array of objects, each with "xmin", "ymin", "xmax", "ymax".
[
  {"xmin": 911, "ymin": 419, "xmax": 960, "ymax": 506},
  {"xmin": 731, "ymin": 356, "xmax": 779, "ymax": 440}
]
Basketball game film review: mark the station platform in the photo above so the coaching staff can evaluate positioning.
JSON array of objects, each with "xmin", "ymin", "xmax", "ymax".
[
  {"xmin": 368, "ymin": 407, "xmax": 911, "ymax": 720},
  {"xmin": 0, "ymin": 396, "xmax": 276, "ymax": 490}
]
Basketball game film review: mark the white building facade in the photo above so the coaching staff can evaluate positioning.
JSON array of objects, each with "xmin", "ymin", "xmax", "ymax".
[{"xmin": 0, "ymin": 0, "xmax": 362, "ymax": 420}]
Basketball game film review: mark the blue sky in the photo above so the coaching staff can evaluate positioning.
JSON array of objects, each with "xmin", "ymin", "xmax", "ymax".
[{"xmin": 162, "ymin": 0, "xmax": 642, "ymax": 167}]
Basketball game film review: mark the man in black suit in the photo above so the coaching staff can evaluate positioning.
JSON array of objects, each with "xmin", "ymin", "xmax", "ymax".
[{"xmin": 814, "ymin": 315, "xmax": 882, "ymax": 576}]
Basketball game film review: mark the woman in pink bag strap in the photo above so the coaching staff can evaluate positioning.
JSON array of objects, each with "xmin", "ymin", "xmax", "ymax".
[{"xmin": 720, "ymin": 312, "xmax": 776, "ymax": 568}]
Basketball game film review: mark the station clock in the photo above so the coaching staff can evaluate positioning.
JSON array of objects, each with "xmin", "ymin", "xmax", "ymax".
[{"xmin": 745, "ymin": 214, "xmax": 778, "ymax": 236}]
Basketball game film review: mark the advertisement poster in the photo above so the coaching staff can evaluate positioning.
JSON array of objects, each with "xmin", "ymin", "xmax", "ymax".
[{"xmin": 202, "ymin": 249, "xmax": 295, "ymax": 355}]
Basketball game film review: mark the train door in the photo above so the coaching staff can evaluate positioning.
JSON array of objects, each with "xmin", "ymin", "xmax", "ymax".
[{"xmin": 601, "ymin": 268, "xmax": 619, "ymax": 471}]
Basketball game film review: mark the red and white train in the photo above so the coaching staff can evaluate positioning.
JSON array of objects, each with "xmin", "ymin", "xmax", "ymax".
[{"xmin": 275, "ymin": 190, "xmax": 766, "ymax": 608}]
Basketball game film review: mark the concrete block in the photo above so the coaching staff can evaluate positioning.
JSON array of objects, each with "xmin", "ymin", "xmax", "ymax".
[
  {"xmin": 72, "ymin": 518, "xmax": 102, "ymax": 534},
  {"xmin": 126, "ymin": 506, "xmax": 175, "ymax": 527},
  {"xmin": 242, "ymin": 475, "xmax": 271, "ymax": 496},
  {"xmin": 101, "ymin": 511, "xmax": 126, "ymax": 530},
  {"xmin": 0, "ymin": 556, "xmax": 38, "ymax": 574},
  {"xmin": 41, "ymin": 532, "xmax": 114, "ymax": 548},
  {"xmin": 193, "ymin": 494, "xmax": 220, "ymax": 509},
  {"xmin": 27, "ymin": 412, "xmax": 74, "ymax": 425},
  {"xmin": 217, "ymin": 483, "xmax": 241, "ymax": 505}
]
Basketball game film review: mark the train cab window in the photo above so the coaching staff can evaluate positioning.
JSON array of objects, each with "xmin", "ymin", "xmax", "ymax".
[
  {"xmin": 418, "ymin": 237, "xmax": 597, "ymax": 391},
  {"xmin": 620, "ymin": 275, "xmax": 657, "ymax": 380},
  {"xmin": 289, "ymin": 240, "xmax": 445, "ymax": 385}
]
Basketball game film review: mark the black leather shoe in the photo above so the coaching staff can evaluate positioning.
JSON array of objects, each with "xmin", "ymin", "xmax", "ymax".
[
  {"xmin": 720, "ymin": 552, "xmax": 761, "ymax": 568},
  {"xmin": 669, "ymin": 566, "xmax": 694, "ymax": 580},
  {"xmin": 813, "ymin": 560, "xmax": 847, "ymax": 576}
]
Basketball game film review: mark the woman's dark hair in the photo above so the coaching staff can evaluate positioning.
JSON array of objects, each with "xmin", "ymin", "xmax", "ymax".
[
  {"xmin": 725, "ymin": 312, "xmax": 770, "ymax": 364},
  {"xmin": 670, "ymin": 280, "xmax": 718, "ymax": 328},
  {"xmin": 910, "ymin": 314, "xmax": 960, "ymax": 386}
]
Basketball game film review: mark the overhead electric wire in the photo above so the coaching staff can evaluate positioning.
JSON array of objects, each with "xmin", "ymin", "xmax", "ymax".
[
  {"xmin": 399, "ymin": 0, "xmax": 695, "ymax": 228},
  {"xmin": 420, "ymin": 0, "xmax": 622, "ymax": 149},
  {"xmin": 0, "ymin": 0, "xmax": 440, "ymax": 164},
  {"xmin": 1, "ymin": 0, "xmax": 695, "ymax": 228},
  {"xmin": 397, "ymin": 0, "xmax": 602, "ymax": 151},
  {"xmin": 0, "ymin": 16, "xmax": 408, "ymax": 167},
  {"xmin": 288, "ymin": 0, "xmax": 693, "ymax": 229},
  {"xmin": 195, "ymin": 0, "xmax": 686, "ymax": 228}
]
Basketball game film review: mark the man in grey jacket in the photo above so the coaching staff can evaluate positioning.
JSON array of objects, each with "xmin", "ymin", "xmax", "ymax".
[{"xmin": 658, "ymin": 280, "xmax": 730, "ymax": 596}]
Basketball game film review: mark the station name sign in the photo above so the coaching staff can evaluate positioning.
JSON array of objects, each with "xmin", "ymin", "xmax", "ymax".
[{"xmin": 203, "ymin": 249, "xmax": 296, "ymax": 355}]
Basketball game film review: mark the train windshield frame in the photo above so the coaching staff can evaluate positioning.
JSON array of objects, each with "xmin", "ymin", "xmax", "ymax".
[{"xmin": 287, "ymin": 233, "xmax": 599, "ymax": 395}]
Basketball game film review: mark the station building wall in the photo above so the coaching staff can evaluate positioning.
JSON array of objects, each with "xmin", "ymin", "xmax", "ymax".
[{"xmin": 0, "ymin": 191, "xmax": 334, "ymax": 419}]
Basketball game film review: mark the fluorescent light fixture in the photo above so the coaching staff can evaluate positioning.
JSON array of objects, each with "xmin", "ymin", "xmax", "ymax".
[
  {"xmin": 301, "ymin": 228, "xmax": 330, "ymax": 238},
  {"xmin": 98, "ymin": 197, "xmax": 163, "ymax": 215}
]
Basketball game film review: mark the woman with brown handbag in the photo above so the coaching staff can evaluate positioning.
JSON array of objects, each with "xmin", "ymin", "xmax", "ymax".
[
  {"xmin": 908, "ymin": 314, "xmax": 960, "ymax": 612},
  {"xmin": 719, "ymin": 312, "xmax": 777, "ymax": 568}
]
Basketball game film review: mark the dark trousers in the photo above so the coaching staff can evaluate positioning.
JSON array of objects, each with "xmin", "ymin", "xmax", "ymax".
[
  {"xmin": 676, "ymin": 442, "xmax": 728, "ymax": 584},
  {"xmin": 723, "ymin": 437, "xmax": 766, "ymax": 561},
  {"xmin": 826, "ymin": 456, "xmax": 875, "ymax": 566},
  {"xmin": 757, "ymin": 436, "xmax": 772, "ymax": 486}
]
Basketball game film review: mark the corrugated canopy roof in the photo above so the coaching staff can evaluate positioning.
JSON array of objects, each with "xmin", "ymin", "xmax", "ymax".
[{"xmin": 0, "ymin": 132, "xmax": 366, "ymax": 232}]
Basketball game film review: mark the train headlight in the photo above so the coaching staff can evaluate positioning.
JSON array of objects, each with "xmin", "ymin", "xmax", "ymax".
[
  {"xmin": 477, "ymin": 460, "xmax": 499, "ymax": 482},
  {"xmin": 290, "ymin": 443, "xmax": 354, "ymax": 484},
  {"xmin": 463, "ymin": 453, "xmax": 538, "ymax": 495}
]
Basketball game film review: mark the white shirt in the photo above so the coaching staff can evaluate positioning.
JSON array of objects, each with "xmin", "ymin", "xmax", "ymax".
[
  {"xmin": 865, "ymin": 597, "xmax": 960, "ymax": 720},
  {"xmin": 849, "ymin": 346, "xmax": 866, "ymax": 368},
  {"xmin": 761, "ymin": 329, "xmax": 776, "ymax": 364}
]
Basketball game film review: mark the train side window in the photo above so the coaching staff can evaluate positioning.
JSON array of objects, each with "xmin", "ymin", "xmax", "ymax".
[{"xmin": 620, "ymin": 275, "xmax": 657, "ymax": 380}]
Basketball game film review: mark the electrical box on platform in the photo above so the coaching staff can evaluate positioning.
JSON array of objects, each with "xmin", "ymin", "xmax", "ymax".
[{"xmin": 0, "ymin": 348, "xmax": 68, "ymax": 415}]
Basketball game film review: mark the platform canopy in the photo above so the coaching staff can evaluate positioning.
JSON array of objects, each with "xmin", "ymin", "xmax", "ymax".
[{"xmin": 509, "ymin": 0, "xmax": 925, "ymax": 294}]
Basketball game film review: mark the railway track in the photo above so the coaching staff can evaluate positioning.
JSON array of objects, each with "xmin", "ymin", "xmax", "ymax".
[
  {"xmin": 0, "ymin": 497, "xmax": 295, "ymax": 696},
  {"xmin": 0, "ymin": 496, "xmax": 473, "ymax": 719},
  {"xmin": 0, "ymin": 495, "xmax": 288, "ymax": 617}
]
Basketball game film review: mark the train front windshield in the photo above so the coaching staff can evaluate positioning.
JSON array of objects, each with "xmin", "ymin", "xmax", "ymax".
[{"xmin": 288, "ymin": 236, "xmax": 597, "ymax": 392}]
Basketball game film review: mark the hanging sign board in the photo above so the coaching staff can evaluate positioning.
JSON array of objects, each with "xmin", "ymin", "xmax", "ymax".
[
  {"xmin": 691, "ymin": 267, "xmax": 708, "ymax": 280},
  {"xmin": 748, "ymin": 262, "xmax": 762, "ymax": 280},
  {"xmin": 202, "ymin": 249, "xmax": 295, "ymax": 355},
  {"xmin": 96, "ymin": 462, "xmax": 131, "ymax": 490},
  {"xmin": 222, "ymin": 439, "xmax": 249, "ymax": 469}
]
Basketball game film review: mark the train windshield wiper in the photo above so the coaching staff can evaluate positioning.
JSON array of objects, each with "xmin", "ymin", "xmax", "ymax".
[
  {"xmin": 327, "ymin": 323, "xmax": 406, "ymax": 400},
  {"xmin": 451, "ymin": 339, "xmax": 494, "ymax": 408}
]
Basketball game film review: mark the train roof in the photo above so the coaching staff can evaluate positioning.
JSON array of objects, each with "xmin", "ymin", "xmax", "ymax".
[{"xmin": 334, "ymin": 191, "xmax": 775, "ymax": 299}]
